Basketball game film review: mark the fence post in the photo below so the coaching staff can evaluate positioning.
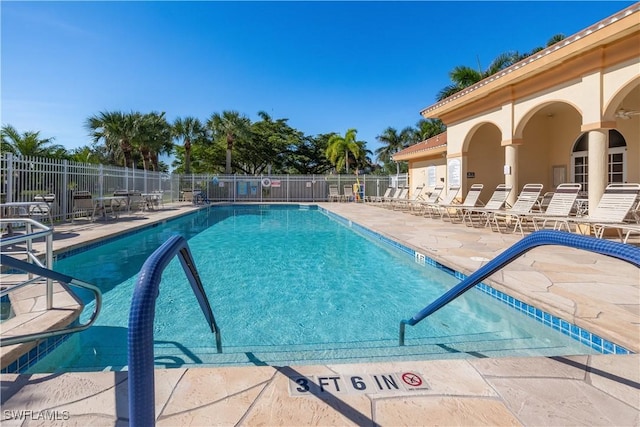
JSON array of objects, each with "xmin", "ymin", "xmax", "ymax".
[
  {"xmin": 98, "ymin": 164, "xmax": 104, "ymax": 198},
  {"xmin": 62, "ymin": 160, "xmax": 69, "ymax": 220},
  {"xmin": 6, "ymin": 153, "xmax": 14, "ymax": 203}
]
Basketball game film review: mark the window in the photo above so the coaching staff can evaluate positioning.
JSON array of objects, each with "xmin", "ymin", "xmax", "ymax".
[{"xmin": 571, "ymin": 130, "xmax": 626, "ymax": 193}]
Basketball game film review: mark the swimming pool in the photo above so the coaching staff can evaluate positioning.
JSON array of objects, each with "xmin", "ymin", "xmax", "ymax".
[{"xmin": 30, "ymin": 205, "xmax": 599, "ymax": 372}]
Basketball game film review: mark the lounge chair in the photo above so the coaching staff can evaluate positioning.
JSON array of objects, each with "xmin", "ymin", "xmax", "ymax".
[
  {"xmin": 393, "ymin": 185, "xmax": 425, "ymax": 211},
  {"xmin": 366, "ymin": 187, "xmax": 392, "ymax": 204},
  {"xmin": 342, "ymin": 185, "xmax": 355, "ymax": 202},
  {"xmin": 524, "ymin": 183, "xmax": 582, "ymax": 231},
  {"xmin": 423, "ymin": 185, "xmax": 461, "ymax": 218},
  {"xmin": 410, "ymin": 184, "xmax": 444, "ymax": 215},
  {"xmin": 327, "ymin": 185, "xmax": 340, "ymax": 202},
  {"xmin": 565, "ymin": 183, "xmax": 640, "ymax": 237},
  {"xmin": 439, "ymin": 184, "xmax": 484, "ymax": 222},
  {"xmin": 486, "ymin": 183, "xmax": 544, "ymax": 234},
  {"xmin": 384, "ymin": 187, "xmax": 408, "ymax": 208},
  {"xmin": 380, "ymin": 187, "xmax": 403, "ymax": 207},
  {"xmin": 461, "ymin": 184, "xmax": 513, "ymax": 227}
]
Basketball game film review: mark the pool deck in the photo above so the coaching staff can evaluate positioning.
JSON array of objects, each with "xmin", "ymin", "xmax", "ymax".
[{"xmin": 1, "ymin": 201, "xmax": 639, "ymax": 426}]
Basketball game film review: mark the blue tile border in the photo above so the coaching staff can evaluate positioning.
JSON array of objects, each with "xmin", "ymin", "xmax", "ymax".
[
  {"xmin": 320, "ymin": 207, "xmax": 633, "ymax": 356},
  {"xmin": 2, "ymin": 332, "xmax": 71, "ymax": 374}
]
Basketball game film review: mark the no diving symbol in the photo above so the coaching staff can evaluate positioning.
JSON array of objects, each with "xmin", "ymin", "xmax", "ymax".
[{"xmin": 401, "ymin": 372, "xmax": 422, "ymax": 387}]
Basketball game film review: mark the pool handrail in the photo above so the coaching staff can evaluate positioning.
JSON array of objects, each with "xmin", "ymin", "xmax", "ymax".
[
  {"xmin": 399, "ymin": 230, "xmax": 640, "ymax": 346},
  {"xmin": 128, "ymin": 234, "xmax": 221, "ymax": 427},
  {"xmin": 1, "ymin": 217, "xmax": 54, "ymax": 308},
  {"xmin": 0, "ymin": 254, "xmax": 102, "ymax": 347}
]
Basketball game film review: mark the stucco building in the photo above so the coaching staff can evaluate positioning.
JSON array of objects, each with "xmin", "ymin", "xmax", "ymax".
[{"xmin": 394, "ymin": 3, "xmax": 639, "ymax": 209}]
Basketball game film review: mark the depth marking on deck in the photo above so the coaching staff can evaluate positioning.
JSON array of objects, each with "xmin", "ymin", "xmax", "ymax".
[{"xmin": 288, "ymin": 372, "xmax": 430, "ymax": 396}]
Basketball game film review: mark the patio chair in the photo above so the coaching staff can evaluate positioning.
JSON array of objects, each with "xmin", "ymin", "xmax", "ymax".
[
  {"xmin": 439, "ymin": 184, "xmax": 484, "ymax": 222},
  {"xmin": 377, "ymin": 187, "xmax": 401, "ymax": 208},
  {"xmin": 393, "ymin": 185, "xmax": 425, "ymax": 211},
  {"xmin": 72, "ymin": 191, "xmax": 94, "ymax": 223},
  {"xmin": 366, "ymin": 187, "xmax": 392, "ymax": 204},
  {"xmin": 486, "ymin": 183, "xmax": 544, "ymax": 234},
  {"xmin": 29, "ymin": 193, "xmax": 55, "ymax": 226},
  {"xmin": 461, "ymin": 184, "xmax": 513, "ymax": 227},
  {"xmin": 327, "ymin": 185, "xmax": 340, "ymax": 202},
  {"xmin": 409, "ymin": 184, "xmax": 444, "ymax": 215},
  {"xmin": 525, "ymin": 183, "xmax": 582, "ymax": 231},
  {"xmin": 422, "ymin": 185, "xmax": 461, "ymax": 218},
  {"xmin": 342, "ymin": 185, "xmax": 355, "ymax": 202},
  {"xmin": 385, "ymin": 187, "xmax": 409, "ymax": 208},
  {"xmin": 566, "ymin": 183, "xmax": 640, "ymax": 237}
]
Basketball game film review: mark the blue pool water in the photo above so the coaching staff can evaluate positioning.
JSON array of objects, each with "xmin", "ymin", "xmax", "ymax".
[{"xmin": 30, "ymin": 205, "xmax": 596, "ymax": 372}]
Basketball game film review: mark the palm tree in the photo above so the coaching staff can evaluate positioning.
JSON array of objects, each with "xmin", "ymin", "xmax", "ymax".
[
  {"xmin": 375, "ymin": 126, "xmax": 412, "ymax": 175},
  {"xmin": 414, "ymin": 119, "xmax": 446, "ymax": 142},
  {"xmin": 134, "ymin": 112, "xmax": 172, "ymax": 171},
  {"xmin": 1, "ymin": 124, "xmax": 67, "ymax": 158},
  {"xmin": 207, "ymin": 110, "xmax": 251, "ymax": 174},
  {"xmin": 325, "ymin": 128, "xmax": 362, "ymax": 174},
  {"xmin": 85, "ymin": 111, "xmax": 137, "ymax": 168},
  {"xmin": 173, "ymin": 116, "xmax": 204, "ymax": 174},
  {"xmin": 436, "ymin": 51, "xmax": 520, "ymax": 101}
]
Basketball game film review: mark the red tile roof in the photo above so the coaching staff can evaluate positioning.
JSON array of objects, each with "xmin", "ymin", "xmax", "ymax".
[{"xmin": 393, "ymin": 132, "xmax": 447, "ymax": 160}]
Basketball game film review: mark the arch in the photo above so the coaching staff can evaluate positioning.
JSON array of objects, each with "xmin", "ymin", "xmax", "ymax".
[
  {"xmin": 461, "ymin": 121, "xmax": 502, "ymax": 153},
  {"xmin": 603, "ymin": 75, "xmax": 640, "ymax": 120},
  {"xmin": 514, "ymin": 100, "xmax": 582, "ymax": 139}
]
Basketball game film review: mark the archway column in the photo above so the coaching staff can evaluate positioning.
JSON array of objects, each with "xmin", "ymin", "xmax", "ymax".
[
  {"xmin": 587, "ymin": 129, "xmax": 608, "ymax": 207},
  {"xmin": 502, "ymin": 139, "xmax": 523, "ymax": 207}
]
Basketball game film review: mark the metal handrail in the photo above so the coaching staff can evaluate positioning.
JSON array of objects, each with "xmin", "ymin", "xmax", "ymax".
[
  {"xmin": 400, "ymin": 230, "xmax": 640, "ymax": 346},
  {"xmin": 0, "ymin": 254, "xmax": 102, "ymax": 347},
  {"xmin": 1, "ymin": 218, "xmax": 54, "ymax": 309},
  {"xmin": 128, "ymin": 234, "xmax": 221, "ymax": 427}
]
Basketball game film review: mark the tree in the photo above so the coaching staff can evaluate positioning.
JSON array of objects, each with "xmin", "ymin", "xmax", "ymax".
[
  {"xmin": 173, "ymin": 116, "xmax": 204, "ymax": 174},
  {"xmin": 207, "ymin": 110, "xmax": 251, "ymax": 174},
  {"xmin": 375, "ymin": 126, "xmax": 413, "ymax": 175},
  {"xmin": 85, "ymin": 111, "xmax": 137, "ymax": 168},
  {"xmin": 414, "ymin": 119, "xmax": 446, "ymax": 143},
  {"xmin": 1, "ymin": 124, "xmax": 67, "ymax": 158},
  {"xmin": 325, "ymin": 128, "xmax": 363, "ymax": 174},
  {"xmin": 134, "ymin": 112, "xmax": 172, "ymax": 171},
  {"xmin": 436, "ymin": 51, "xmax": 520, "ymax": 101}
]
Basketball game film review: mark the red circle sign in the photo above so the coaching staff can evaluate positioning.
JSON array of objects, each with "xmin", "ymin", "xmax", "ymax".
[{"xmin": 401, "ymin": 372, "xmax": 422, "ymax": 387}]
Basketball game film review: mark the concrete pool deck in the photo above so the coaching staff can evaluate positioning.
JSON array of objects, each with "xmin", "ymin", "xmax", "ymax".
[{"xmin": 1, "ymin": 201, "xmax": 639, "ymax": 426}]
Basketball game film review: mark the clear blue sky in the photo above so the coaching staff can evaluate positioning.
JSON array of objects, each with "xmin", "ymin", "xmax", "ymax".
[{"xmin": 1, "ymin": 1, "xmax": 635, "ymax": 160}]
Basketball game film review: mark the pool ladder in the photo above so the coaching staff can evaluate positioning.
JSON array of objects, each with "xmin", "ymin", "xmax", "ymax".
[
  {"xmin": 128, "ymin": 234, "xmax": 221, "ymax": 427},
  {"xmin": 399, "ymin": 230, "xmax": 640, "ymax": 346},
  {"xmin": 0, "ymin": 218, "xmax": 102, "ymax": 348}
]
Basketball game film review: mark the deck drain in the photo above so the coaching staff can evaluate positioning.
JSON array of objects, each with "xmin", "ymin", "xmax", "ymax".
[{"xmin": 470, "ymin": 256, "xmax": 490, "ymax": 262}]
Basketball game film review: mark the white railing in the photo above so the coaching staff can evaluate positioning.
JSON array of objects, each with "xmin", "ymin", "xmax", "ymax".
[{"xmin": 1, "ymin": 153, "xmax": 400, "ymax": 219}]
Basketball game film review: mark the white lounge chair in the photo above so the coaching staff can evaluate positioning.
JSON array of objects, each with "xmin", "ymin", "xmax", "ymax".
[
  {"xmin": 487, "ymin": 184, "xmax": 544, "ymax": 234},
  {"xmin": 423, "ymin": 185, "xmax": 461, "ymax": 218},
  {"xmin": 72, "ymin": 191, "xmax": 94, "ymax": 222},
  {"xmin": 410, "ymin": 184, "xmax": 444, "ymax": 215},
  {"xmin": 439, "ymin": 184, "xmax": 484, "ymax": 222},
  {"xmin": 327, "ymin": 185, "xmax": 340, "ymax": 202},
  {"xmin": 526, "ymin": 183, "xmax": 582, "ymax": 231},
  {"xmin": 366, "ymin": 187, "xmax": 392, "ymax": 204},
  {"xmin": 567, "ymin": 183, "xmax": 640, "ymax": 237},
  {"xmin": 342, "ymin": 185, "xmax": 355, "ymax": 202},
  {"xmin": 394, "ymin": 185, "xmax": 425, "ymax": 211},
  {"xmin": 461, "ymin": 184, "xmax": 513, "ymax": 227}
]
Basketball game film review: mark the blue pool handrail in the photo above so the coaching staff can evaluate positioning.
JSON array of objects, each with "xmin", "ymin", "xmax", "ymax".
[
  {"xmin": 0, "ymin": 254, "xmax": 102, "ymax": 347},
  {"xmin": 128, "ymin": 235, "xmax": 221, "ymax": 427},
  {"xmin": 399, "ymin": 230, "xmax": 640, "ymax": 346}
]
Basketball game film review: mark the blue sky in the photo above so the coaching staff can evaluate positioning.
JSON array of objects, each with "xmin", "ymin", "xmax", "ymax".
[{"xmin": 1, "ymin": 1, "xmax": 635, "ymax": 160}]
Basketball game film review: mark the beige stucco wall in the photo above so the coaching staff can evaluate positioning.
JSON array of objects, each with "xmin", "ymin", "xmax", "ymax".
[{"xmin": 409, "ymin": 159, "xmax": 446, "ymax": 197}]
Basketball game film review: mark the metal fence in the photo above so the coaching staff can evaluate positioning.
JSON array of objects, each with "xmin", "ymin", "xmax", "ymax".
[{"xmin": 1, "ymin": 153, "xmax": 406, "ymax": 222}]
